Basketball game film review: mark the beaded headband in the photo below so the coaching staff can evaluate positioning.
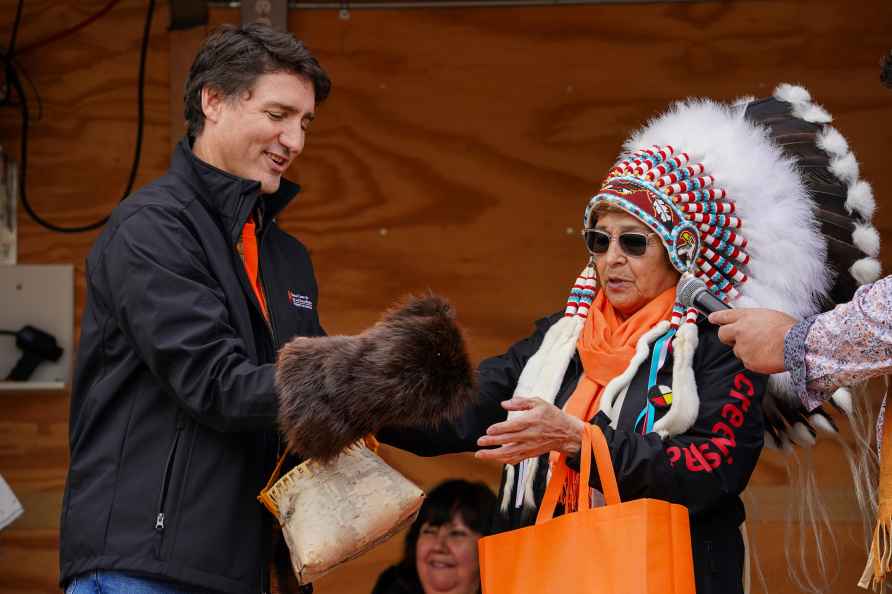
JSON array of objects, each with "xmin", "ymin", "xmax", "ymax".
[{"xmin": 584, "ymin": 145, "xmax": 749, "ymax": 307}]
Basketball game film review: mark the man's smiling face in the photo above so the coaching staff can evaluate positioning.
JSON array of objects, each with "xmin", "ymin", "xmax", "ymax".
[{"xmin": 197, "ymin": 71, "xmax": 316, "ymax": 194}]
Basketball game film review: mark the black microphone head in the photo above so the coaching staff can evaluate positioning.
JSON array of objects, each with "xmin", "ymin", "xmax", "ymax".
[{"xmin": 676, "ymin": 273, "xmax": 708, "ymax": 309}]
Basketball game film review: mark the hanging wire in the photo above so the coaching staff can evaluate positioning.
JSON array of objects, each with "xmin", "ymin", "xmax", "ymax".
[
  {"xmin": 4, "ymin": 0, "xmax": 154, "ymax": 233},
  {"xmin": 17, "ymin": 0, "xmax": 123, "ymax": 56}
]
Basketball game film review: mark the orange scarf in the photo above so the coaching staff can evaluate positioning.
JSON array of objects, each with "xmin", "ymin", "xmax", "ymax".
[{"xmin": 557, "ymin": 286, "xmax": 677, "ymax": 510}]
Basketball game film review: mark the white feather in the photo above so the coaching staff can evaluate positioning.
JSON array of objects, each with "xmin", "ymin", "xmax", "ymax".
[
  {"xmin": 846, "ymin": 180, "xmax": 876, "ymax": 219},
  {"xmin": 625, "ymin": 98, "xmax": 830, "ymax": 320},
  {"xmin": 850, "ymin": 258, "xmax": 882, "ymax": 285},
  {"xmin": 795, "ymin": 103, "xmax": 833, "ymax": 124},
  {"xmin": 816, "ymin": 126, "xmax": 849, "ymax": 157},
  {"xmin": 810, "ymin": 413, "xmax": 836, "ymax": 435},
  {"xmin": 831, "ymin": 387, "xmax": 853, "ymax": 416},
  {"xmin": 852, "ymin": 224, "xmax": 881, "ymax": 258},
  {"xmin": 790, "ymin": 422, "xmax": 816, "ymax": 447},
  {"xmin": 767, "ymin": 373, "xmax": 795, "ymax": 405},
  {"xmin": 829, "ymin": 152, "xmax": 860, "ymax": 185},
  {"xmin": 774, "ymin": 83, "xmax": 812, "ymax": 104},
  {"xmin": 779, "ymin": 432, "xmax": 795, "ymax": 455}
]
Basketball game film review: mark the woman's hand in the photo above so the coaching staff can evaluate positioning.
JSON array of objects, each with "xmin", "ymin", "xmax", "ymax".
[{"xmin": 474, "ymin": 397, "xmax": 585, "ymax": 465}]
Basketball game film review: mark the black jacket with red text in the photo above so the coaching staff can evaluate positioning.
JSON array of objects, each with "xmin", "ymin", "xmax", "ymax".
[
  {"xmin": 380, "ymin": 313, "xmax": 766, "ymax": 594},
  {"xmin": 59, "ymin": 138, "xmax": 325, "ymax": 593}
]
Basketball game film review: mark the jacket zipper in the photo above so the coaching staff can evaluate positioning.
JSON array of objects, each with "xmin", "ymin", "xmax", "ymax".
[
  {"xmin": 256, "ymin": 210, "xmax": 278, "ymax": 594},
  {"xmin": 255, "ymin": 211, "xmax": 280, "ymax": 349},
  {"xmin": 154, "ymin": 412, "xmax": 185, "ymax": 534}
]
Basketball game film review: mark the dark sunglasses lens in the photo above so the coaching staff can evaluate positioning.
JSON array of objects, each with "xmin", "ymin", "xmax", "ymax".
[
  {"xmin": 619, "ymin": 233, "xmax": 648, "ymax": 256},
  {"xmin": 587, "ymin": 230, "xmax": 611, "ymax": 253}
]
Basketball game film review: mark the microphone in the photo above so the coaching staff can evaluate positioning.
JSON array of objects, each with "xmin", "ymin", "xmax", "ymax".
[{"xmin": 676, "ymin": 273, "xmax": 732, "ymax": 315}]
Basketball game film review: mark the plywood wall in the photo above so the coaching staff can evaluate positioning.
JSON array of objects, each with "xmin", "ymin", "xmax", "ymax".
[{"xmin": 1, "ymin": 1, "xmax": 891, "ymax": 592}]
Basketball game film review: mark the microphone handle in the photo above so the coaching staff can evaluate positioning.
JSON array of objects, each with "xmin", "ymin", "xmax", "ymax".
[{"xmin": 694, "ymin": 288, "xmax": 732, "ymax": 314}]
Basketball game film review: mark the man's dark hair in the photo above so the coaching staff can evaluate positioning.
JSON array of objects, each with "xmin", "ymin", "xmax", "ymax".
[{"xmin": 183, "ymin": 23, "xmax": 331, "ymax": 139}]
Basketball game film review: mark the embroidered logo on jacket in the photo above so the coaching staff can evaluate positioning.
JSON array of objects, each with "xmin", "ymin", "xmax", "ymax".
[{"xmin": 287, "ymin": 290, "xmax": 314, "ymax": 310}]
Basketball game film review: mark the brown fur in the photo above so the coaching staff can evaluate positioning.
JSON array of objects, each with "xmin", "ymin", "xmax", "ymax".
[{"xmin": 275, "ymin": 294, "xmax": 476, "ymax": 461}]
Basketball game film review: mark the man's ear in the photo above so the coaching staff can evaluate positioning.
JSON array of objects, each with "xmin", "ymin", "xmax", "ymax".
[{"xmin": 201, "ymin": 86, "xmax": 226, "ymax": 125}]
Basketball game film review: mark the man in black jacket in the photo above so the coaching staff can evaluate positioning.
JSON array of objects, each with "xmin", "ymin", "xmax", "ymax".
[{"xmin": 60, "ymin": 24, "xmax": 330, "ymax": 594}]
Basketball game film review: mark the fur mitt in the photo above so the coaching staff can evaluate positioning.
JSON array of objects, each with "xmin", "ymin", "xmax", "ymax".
[{"xmin": 275, "ymin": 294, "xmax": 476, "ymax": 461}]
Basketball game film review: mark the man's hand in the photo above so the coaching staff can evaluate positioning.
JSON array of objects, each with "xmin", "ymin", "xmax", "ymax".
[
  {"xmin": 708, "ymin": 308, "xmax": 796, "ymax": 374},
  {"xmin": 474, "ymin": 397, "xmax": 584, "ymax": 465}
]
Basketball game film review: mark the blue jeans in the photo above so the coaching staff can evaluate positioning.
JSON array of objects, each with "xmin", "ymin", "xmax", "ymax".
[{"xmin": 64, "ymin": 571, "xmax": 216, "ymax": 594}]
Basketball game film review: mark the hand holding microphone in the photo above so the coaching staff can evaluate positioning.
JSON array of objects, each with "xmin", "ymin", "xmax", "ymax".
[{"xmin": 678, "ymin": 273, "xmax": 793, "ymax": 374}]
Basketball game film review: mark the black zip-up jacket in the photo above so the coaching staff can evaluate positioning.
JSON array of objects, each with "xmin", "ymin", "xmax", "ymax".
[
  {"xmin": 380, "ymin": 313, "xmax": 766, "ymax": 594},
  {"xmin": 59, "ymin": 139, "xmax": 325, "ymax": 593}
]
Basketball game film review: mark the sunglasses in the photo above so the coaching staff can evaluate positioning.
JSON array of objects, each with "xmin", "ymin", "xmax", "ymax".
[{"xmin": 584, "ymin": 229, "xmax": 657, "ymax": 257}]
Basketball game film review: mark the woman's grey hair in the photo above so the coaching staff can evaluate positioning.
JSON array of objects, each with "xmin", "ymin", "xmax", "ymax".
[{"xmin": 183, "ymin": 24, "xmax": 331, "ymax": 139}]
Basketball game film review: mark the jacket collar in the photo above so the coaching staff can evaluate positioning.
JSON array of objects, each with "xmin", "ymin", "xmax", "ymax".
[{"xmin": 169, "ymin": 137, "xmax": 301, "ymax": 244}]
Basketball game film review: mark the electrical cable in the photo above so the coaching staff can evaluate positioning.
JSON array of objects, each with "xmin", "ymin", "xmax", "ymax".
[
  {"xmin": 7, "ymin": 0, "xmax": 23, "ymax": 57},
  {"xmin": 17, "ymin": 0, "xmax": 123, "ymax": 56},
  {"xmin": 11, "ymin": 56, "xmax": 41, "ymax": 120},
  {"xmin": 5, "ymin": 0, "xmax": 155, "ymax": 233}
]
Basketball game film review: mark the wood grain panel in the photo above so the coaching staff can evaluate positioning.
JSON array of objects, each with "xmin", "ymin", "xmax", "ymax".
[{"xmin": 0, "ymin": 1, "xmax": 890, "ymax": 592}]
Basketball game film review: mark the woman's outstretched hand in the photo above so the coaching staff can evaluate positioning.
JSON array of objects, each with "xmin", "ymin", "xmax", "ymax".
[{"xmin": 475, "ymin": 397, "xmax": 584, "ymax": 465}]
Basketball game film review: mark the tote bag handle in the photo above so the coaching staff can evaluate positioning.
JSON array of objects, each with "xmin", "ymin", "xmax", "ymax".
[{"xmin": 535, "ymin": 424, "xmax": 620, "ymax": 525}]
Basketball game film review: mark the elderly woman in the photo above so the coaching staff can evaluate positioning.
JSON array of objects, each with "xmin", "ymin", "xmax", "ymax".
[{"xmin": 380, "ymin": 84, "xmax": 868, "ymax": 594}]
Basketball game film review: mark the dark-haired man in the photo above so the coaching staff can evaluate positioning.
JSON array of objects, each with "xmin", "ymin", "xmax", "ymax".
[{"xmin": 60, "ymin": 24, "xmax": 329, "ymax": 594}]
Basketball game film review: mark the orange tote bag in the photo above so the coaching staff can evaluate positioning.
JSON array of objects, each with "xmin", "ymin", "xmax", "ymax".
[{"xmin": 478, "ymin": 424, "xmax": 696, "ymax": 594}]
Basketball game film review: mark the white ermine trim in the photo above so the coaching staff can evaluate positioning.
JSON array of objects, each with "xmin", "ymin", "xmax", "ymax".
[
  {"xmin": 654, "ymin": 322, "xmax": 700, "ymax": 438},
  {"xmin": 850, "ymin": 257, "xmax": 882, "ymax": 286},
  {"xmin": 816, "ymin": 126, "xmax": 849, "ymax": 157},
  {"xmin": 831, "ymin": 387, "xmax": 853, "ymax": 416},
  {"xmin": 846, "ymin": 180, "xmax": 876, "ymax": 219},
  {"xmin": 828, "ymin": 151, "xmax": 860, "ymax": 185},
  {"xmin": 853, "ymin": 224, "xmax": 881, "ymax": 258},
  {"xmin": 520, "ymin": 457, "xmax": 537, "ymax": 512},
  {"xmin": 500, "ymin": 464, "xmax": 515, "ymax": 512},
  {"xmin": 790, "ymin": 422, "xmax": 816, "ymax": 447},
  {"xmin": 810, "ymin": 413, "xmax": 836, "ymax": 435},
  {"xmin": 598, "ymin": 321, "xmax": 671, "ymax": 423},
  {"xmin": 501, "ymin": 314, "xmax": 586, "ymax": 512}
]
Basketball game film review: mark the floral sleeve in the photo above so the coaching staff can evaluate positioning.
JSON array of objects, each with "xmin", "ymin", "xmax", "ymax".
[{"xmin": 785, "ymin": 276, "xmax": 892, "ymax": 410}]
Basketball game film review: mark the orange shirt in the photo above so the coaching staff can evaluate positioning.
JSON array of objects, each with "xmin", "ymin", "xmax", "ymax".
[{"xmin": 239, "ymin": 216, "xmax": 269, "ymax": 321}]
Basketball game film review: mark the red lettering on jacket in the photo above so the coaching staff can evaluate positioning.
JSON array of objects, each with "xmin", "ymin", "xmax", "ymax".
[
  {"xmin": 728, "ymin": 389, "xmax": 750, "ymax": 412},
  {"xmin": 722, "ymin": 403, "xmax": 745, "ymax": 428},
  {"xmin": 666, "ymin": 446, "xmax": 681, "ymax": 466},
  {"xmin": 665, "ymin": 371, "xmax": 756, "ymax": 473},
  {"xmin": 734, "ymin": 372, "xmax": 754, "ymax": 396},
  {"xmin": 709, "ymin": 435, "xmax": 734, "ymax": 457},
  {"xmin": 684, "ymin": 443, "xmax": 718, "ymax": 472}
]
